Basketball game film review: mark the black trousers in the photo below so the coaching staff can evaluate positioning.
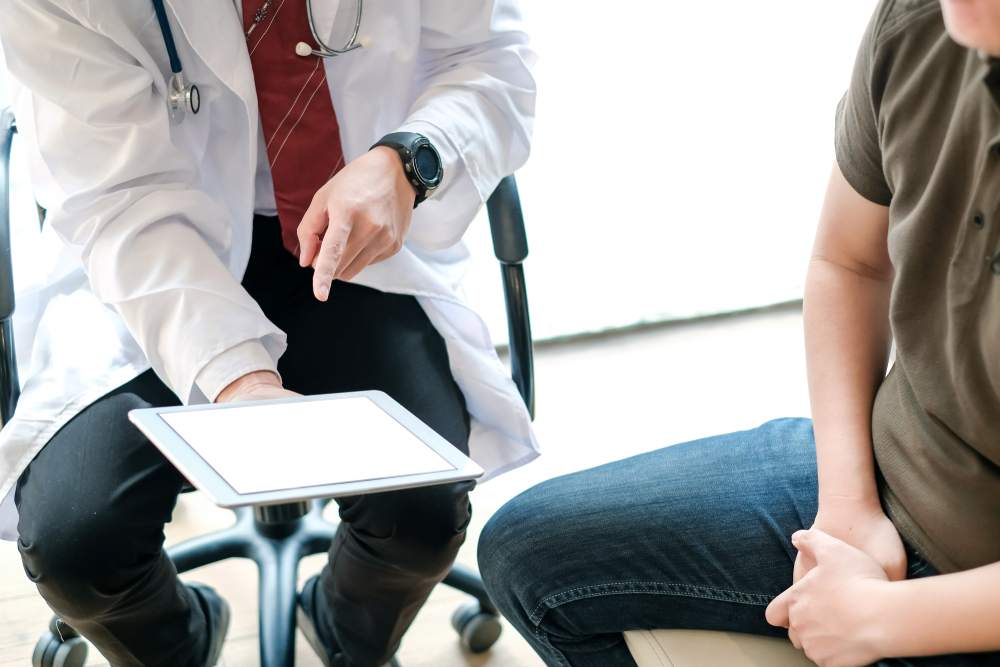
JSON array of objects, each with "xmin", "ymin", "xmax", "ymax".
[{"xmin": 14, "ymin": 216, "xmax": 474, "ymax": 667}]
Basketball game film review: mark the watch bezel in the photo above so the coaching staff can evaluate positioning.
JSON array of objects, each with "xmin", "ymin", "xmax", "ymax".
[
  {"xmin": 411, "ymin": 144, "xmax": 442, "ymax": 187},
  {"xmin": 407, "ymin": 138, "xmax": 443, "ymax": 189},
  {"xmin": 371, "ymin": 132, "xmax": 443, "ymax": 207}
]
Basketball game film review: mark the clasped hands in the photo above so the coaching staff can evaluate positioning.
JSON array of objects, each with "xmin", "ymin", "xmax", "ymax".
[
  {"xmin": 765, "ymin": 507, "xmax": 907, "ymax": 667},
  {"xmin": 216, "ymin": 146, "xmax": 415, "ymax": 404}
]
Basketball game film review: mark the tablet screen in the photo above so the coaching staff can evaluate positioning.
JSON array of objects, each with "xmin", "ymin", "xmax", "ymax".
[{"xmin": 159, "ymin": 397, "xmax": 455, "ymax": 495}]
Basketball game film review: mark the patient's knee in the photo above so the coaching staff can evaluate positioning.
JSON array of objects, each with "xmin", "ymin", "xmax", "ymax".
[{"xmin": 477, "ymin": 487, "xmax": 547, "ymax": 606}]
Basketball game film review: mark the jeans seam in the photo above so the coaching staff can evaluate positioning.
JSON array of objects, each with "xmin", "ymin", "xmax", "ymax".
[
  {"xmin": 534, "ymin": 624, "xmax": 574, "ymax": 667},
  {"xmin": 528, "ymin": 581, "xmax": 774, "ymax": 625}
]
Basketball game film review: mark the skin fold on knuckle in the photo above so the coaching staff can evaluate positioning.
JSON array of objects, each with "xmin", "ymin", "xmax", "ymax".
[{"xmin": 322, "ymin": 238, "xmax": 345, "ymax": 263}]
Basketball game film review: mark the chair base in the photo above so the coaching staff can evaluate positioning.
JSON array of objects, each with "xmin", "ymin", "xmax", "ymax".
[{"xmin": 34, "ymin": 499, "xmax": 501, "ymax": 667}]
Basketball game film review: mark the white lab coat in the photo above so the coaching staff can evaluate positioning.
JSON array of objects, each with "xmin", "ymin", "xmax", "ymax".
[{"xmin": 0, "ymin": 0, "xmax": 539, "ymax": 540}]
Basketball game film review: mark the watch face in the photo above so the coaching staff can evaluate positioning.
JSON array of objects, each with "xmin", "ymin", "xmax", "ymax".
[{"xmin": 413, "ymin": 144, "xmax": 441, "ymax": 184}]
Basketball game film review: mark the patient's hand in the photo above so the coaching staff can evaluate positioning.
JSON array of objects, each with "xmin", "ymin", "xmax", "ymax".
[
  {"xmin": 215, "ymin": 370, "xmax": 300, "ymax": 403},
  {"xmin": 767, "ymin": 530, "xmax": 890, "ymax": 667},
  {"xmin": 297, "ymin": 146, "xmax": 415, "ymax": 301},
  {"xmin": 795, "ymin": 504, "xmax": 906, "ymax": 585}
]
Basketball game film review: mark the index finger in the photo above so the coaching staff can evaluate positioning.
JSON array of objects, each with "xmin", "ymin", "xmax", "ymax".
[
  {"xmin": 297, "ymin": 193, "xmax": 331, "ymax": 268},
  {"xmin": 312, "ymin": 212, "xmax": 353, "ymax": 301}
]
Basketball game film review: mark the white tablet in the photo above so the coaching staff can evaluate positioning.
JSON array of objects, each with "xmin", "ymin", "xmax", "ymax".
[{"xmin": 129, "ymin": 391, "xmax": 483, "ymax": 508}]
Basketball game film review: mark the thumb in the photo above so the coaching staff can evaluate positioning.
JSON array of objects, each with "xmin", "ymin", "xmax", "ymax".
[
  {"xmin": 791, "ymin": 528, "xmax": 840, "ymax": 564},
  {"xmin": 765, "ymin": 589, "xmax": 791, "ymax": 628}
]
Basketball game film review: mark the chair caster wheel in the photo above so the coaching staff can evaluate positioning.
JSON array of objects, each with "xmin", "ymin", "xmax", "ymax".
[
  {"xmin": 451, "ymin": 599, "xmax": 502, "ymax": 654},
  {"xmin": 32, "ymin": 618, "xmax": 87, "ymax": 667}
]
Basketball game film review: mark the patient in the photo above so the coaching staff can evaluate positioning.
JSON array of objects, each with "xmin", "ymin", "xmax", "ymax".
[{"xmin": 478, "ymin": 1, "xmax": 1000, "ymax": 665}]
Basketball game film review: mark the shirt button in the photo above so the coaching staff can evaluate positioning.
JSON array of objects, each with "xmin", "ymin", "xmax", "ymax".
[
  {"xmin": 992, "ymin": 253, "xmax": 1000, "ymax": 275},
  {"xmin": 973, "ymin": 212, "xmax": 986, "ymax": 228}
]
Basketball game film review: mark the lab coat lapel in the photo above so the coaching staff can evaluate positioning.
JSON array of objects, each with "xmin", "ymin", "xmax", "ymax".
[
  {"xmin": 162, "ymin": 0, "xmax": 257, "ymax": 112},
  {"xmin": 162, "ymin": 0, "xmax": 260, "ymax": 234}
]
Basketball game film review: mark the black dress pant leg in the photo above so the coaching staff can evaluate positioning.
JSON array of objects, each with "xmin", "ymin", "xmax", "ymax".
[
  {"xmin": 14, "ymin": 371, "xmax": 205, "ymax": 667},
  {"xmin": 244, "ymin": 216, "xmax": 474, "ymax": 667},
  {"xmin": 288, "ymin": 288, "xmax": 474, "ymax": 667}
]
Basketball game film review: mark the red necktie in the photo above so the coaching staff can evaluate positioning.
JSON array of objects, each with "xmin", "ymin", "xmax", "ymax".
[{"xmin": 243, "ymin": 0, "xmax": 345, "ymax": 255}]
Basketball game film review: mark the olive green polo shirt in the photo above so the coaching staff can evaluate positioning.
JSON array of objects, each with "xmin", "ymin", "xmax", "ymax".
[{"xmin": 836, "ymin": 0, "xmax": 1000, "ymax": 573}]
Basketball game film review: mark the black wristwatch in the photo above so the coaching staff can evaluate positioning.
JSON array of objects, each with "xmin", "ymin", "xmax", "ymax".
[{"xmin": 371, "ymin": 132, "xmax": 443, "ymax": 207}]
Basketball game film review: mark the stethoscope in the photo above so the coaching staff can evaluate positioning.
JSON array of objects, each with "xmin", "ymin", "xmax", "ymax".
[{"xmin": 150, "ymin": 0, "xmax": 367, "ymax": 124}]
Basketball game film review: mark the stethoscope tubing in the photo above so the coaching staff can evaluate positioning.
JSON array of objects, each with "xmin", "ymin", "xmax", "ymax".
[
  {"xmin": 150, "ymin": 0, "xmax": 183, "ymax": 74},
  {"xmin": 306, "ymin": 0, "xmax": 364, "ymax": 57}
]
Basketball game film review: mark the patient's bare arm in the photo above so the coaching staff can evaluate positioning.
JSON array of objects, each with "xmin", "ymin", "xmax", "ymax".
[{"xmin": 798, "ymin": 161, "xmax": 903, "ymax": 585}]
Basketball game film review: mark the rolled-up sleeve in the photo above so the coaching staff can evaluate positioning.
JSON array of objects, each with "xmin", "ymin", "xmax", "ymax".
[{"xmin": 399, "ymin": 0, "xmax": 537, "ymax": 251}]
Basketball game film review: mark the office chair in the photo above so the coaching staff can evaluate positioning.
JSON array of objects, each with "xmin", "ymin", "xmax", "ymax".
[{"xmin": 0, "ymin": 106, "xmax": 536, "ymax": 667}]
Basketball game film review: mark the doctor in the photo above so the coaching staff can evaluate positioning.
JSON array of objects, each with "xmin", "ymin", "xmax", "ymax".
[{"xmin": 0, "ymin": 0, "xmax": 537, "ymax": 665}]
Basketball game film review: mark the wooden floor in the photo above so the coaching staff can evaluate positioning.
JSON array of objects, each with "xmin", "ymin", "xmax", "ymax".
[{"xmin": 0, "ymin": 304, "xmax": 811, "ymax": 667}]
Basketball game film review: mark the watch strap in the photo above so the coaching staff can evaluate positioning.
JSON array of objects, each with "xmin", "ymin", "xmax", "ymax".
[{"xmin": 370, "ymin": 132, "xmax": 440, "ymax": 208}]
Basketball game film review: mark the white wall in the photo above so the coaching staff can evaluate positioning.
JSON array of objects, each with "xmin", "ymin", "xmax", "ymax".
[
  {"xmin": 461, "ymin": 0, "xmax": 878, "ymax": 343},
  {"xmin": 0, "ymin": 0, "xmax": 880, "ymax": 345}
]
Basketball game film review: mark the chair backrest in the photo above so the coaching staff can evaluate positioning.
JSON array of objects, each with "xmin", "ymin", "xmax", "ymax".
[
  {"xmin": 0, "ymin": 106, "xmax": 534, "ymax": 427},
  {"xmin": 486, "ymin": 175, "xmax": 534, "ymax": 419},
  {"xmin": 0, "ymin": 108, "xmax": 19, "ymax": 427}
]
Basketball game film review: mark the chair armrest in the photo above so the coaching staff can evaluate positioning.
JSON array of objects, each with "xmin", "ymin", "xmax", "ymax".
[
  {"xmin": 487, "ymin": 175, "xmax": 528, "ymax": 264},
  {"xmin": 486, "ymin": 175, "xmax": 534, "ymax": 419}
]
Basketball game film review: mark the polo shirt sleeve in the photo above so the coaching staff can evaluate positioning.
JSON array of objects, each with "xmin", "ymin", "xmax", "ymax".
[{"xmin": 835, "ymin": 0, "xmax": 894, "ymax": 207}]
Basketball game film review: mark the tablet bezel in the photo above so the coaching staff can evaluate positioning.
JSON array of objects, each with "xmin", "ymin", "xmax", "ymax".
[{"xmin": 128, "ymin": 390, "xmax": 483, "ymax": 508}]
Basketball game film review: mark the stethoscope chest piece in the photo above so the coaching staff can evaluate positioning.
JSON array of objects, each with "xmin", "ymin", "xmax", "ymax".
[
  {"xmin": 152, "ymin": 0, "xmax": 199, "ymax": 124},
  {"xmin": 154, "ymin": 0, "xmax": 364, "ymax": 123},
  {"xmin": 168, "ymin": 72, "xmax": 200, "ymax": 124}
]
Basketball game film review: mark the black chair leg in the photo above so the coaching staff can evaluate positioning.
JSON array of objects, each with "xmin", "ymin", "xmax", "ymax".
[
  {"xmin": 253, "ymin": 533, "xmax": 302, "ymax": 667},
  {"xmin": 443, "ymin": 562, "xmax": 497, "ymax": 613},
  {"xmin": 168, "ymin": 507, "xmax": 256, "ymax": 573}
]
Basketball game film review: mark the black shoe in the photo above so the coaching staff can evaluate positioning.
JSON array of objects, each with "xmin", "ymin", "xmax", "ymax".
[
  {"xmin": 187, "ymin": 582, "xmax": 231, "ymax": 667},
  {"xmin": 297, "ymin": 575, "xmax": 401, "ymax": 667},
  {"xmin": 298, "ymin": 574, "xmax": 341, "ymax": 667}
]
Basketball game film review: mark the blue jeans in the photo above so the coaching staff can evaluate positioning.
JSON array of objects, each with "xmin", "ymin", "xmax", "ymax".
[{"xmin": 478, "ymin": 419, "xmax": 1000, "ymax": 667}]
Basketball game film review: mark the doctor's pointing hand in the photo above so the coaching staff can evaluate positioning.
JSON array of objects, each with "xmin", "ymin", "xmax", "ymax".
[{"xmin": 297, "ymin": 145, "xmax": 417, "ymax": 300}]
